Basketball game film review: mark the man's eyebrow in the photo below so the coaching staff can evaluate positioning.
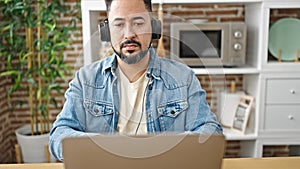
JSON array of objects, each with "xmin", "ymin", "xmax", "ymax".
[
  {"xmin": 132, "ymin": 16, "xmax": 145, "ymax": 21},
  {"xmin": 113, "ymin": 18, "xmax": 125, "ymax": 22},
  {"xmin": 112, "ymin": 16, "xmax": 146, "ymax": 22}
]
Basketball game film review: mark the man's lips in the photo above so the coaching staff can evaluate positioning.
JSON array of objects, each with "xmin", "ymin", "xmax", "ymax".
[{"xmin": 122, "ymin": 44, "xmax": 139, "ymax": 50}]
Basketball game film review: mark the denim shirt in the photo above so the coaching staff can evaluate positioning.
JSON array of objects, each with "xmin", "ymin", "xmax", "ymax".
[{"xmin": 49, "ymin": 47, "xmax": 222, "ymax": 161}]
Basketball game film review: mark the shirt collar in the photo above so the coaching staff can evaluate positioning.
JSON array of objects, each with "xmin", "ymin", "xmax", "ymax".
[
  {"xmin": 101, "ymin": 54, "xmax": 118, "ymax": 76},
  {"xmin": 146, "ymin": 47, "xmax": 161, "ymax": 80}
]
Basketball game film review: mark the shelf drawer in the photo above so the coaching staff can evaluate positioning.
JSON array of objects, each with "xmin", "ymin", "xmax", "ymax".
[
  {"xmin": 266, "ymin": 79, "xmax": 300, "ymax": 104},
  {"xmin": 265, "ymin": 105, "xmax": 300, "ymax": 130}
]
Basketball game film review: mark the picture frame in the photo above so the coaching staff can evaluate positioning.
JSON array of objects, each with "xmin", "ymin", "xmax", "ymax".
[{"xmin": 231, "ymin": 95, "xmax": 254, "ymax": 134}]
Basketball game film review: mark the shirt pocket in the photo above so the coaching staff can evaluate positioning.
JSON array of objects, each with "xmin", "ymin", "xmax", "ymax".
[
  {"xmin": 157, "ymin": 100, "xmax": 188, "ymax": 118},
  {"xmin": 157, "ymin": 100, "xmax": 189, "ymax": 131},
  {"xmin": 84, "ymin": 100, "xmax": 114, "ymax": 117}
]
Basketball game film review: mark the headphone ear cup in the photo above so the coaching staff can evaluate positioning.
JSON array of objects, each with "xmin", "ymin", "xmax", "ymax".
[
  {"xmin": 99, "ymin": 19, "xmax": 110, "ymax": 42},
  {"xmin": 151, "ymin": 19, "xmax": 162, "ymax": 40}
]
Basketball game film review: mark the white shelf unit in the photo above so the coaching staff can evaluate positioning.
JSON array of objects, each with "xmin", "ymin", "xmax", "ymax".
[
  {"xmin": 223, "ymin": 128, "xmax": 257, "ymax": 140},
  {"xmin": 260, "ymin": 0, "xmax": 300, "ymax": 72},
  {"xmin": 255, "ymin": 0, "xmax": 300, "ymax": 158},
  {"xmin": 81, "ymin": 0, "xmax": 300, "ymax": 157},
  {"xmin": 192, "ymin": 66, "xmax": 259, "ymax": 75}
]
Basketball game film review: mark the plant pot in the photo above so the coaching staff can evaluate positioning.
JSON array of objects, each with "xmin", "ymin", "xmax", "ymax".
[{"xmin": 15, "ymin": 124, "xmax": 56, "ymax": 163}]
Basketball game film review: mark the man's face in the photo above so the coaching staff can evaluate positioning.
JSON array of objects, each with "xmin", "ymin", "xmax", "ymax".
[{"xmin": 108, "ymin": 0, "xmax": 152, "ymax": 64}]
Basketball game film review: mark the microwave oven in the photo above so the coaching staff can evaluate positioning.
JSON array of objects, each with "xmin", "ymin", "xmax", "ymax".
[{"xmin": 170, "ymin": 22, "xmax": 247, "ymax": 67}]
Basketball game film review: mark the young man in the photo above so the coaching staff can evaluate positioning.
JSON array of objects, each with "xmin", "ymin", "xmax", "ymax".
[{"xmin": 49, "ymin": 0, "xmax": 222, "ymax": 161}]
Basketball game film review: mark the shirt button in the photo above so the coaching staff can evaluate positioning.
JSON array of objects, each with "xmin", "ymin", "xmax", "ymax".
[
  {"xmin": 148, "ymin": 114, "xmax": 152, "ymax": 118},
  {"xmin": 171, "ymin": 110, "xmax": 176, "ymax": 115},
  {"xmin": 94, "ymin": 109, "xmax": 99, "ymax": 113}
]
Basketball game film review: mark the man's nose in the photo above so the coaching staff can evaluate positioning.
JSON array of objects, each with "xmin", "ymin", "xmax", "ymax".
[{"xmin": 124, "ymin": 24, "xmax": 136, "ymax": 39}]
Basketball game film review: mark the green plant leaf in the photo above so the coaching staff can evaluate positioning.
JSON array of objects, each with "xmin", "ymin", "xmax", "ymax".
[
  {"xmin": 45, "ymin": 22, "xmax": 56, "ymax": 32},
  {"xmin": 7, "ymin": 54, "xmax": 12, "ymax": 69},
  {"xmin": 0, "ymin": 25, "xmax": 10, "ymax": 33},
  {"xmin": 51, "ymin": 98, "xmax": 58, "ymax": 108},
  {"xmin": 15, "ymin": 74, "xmax": 21, "ymax": 87},
  {"xmin": 0, "ymin": 70, "xmax": 18, "ymax": 76},
  {"xmin": 20, "ymin": 52, "xmax": 32, "ymax": 63},
  {"xmin": 9, "ymin": 23, "xmax": 14, "ymax": 44}
]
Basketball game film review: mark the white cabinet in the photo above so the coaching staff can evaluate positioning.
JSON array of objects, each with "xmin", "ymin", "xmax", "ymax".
[
  {"xmin": 264, "ymin": 79, "xmax": 300, "ymax": 131},
  {"xmin": 81, "ymin": 0, "xmax": 300, "ymax": 157},
  {"xmin": 265, "ymin": 105, "xmax": 300, "ymax": 130},
  {"xmin": 257, "ymin": 73, "xmax": 300, "ymax": 157},
  {"xmin": 266, "ymin": 79, "xmax": 300, "ymax": 104},
  {"xmin": 256, "ymin": 0, "xmax": 300, "ymax": 157}
]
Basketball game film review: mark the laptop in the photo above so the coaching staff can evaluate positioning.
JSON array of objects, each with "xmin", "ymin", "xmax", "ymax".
[{"xmin": 62, "ymin": 134, "xmax": 225, "ymax": 169}]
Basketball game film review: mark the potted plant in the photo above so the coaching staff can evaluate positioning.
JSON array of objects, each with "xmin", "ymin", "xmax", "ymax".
[{"xmin": 0, "ymin": 0, "xmax": 80, "ymax": 163}]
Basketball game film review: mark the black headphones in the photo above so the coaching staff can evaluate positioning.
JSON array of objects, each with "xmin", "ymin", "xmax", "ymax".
[{"xmin": 99, "ymin": 18, "xmax": 162, "ymax": 42}]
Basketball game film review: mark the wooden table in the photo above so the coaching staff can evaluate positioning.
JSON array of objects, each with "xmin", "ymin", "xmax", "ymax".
[
  {"xmin": 0, "ymin": 157, "xmax": 299, "ymax": 169},
  {"xmin": 222, "ymin": 157, "xmax": 300, "ymax": 169}
]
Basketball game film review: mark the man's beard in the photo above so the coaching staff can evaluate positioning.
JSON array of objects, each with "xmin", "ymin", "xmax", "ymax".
[{"xmin": 115, "ymin": 40, "xmax": 149, "ymax": 64}]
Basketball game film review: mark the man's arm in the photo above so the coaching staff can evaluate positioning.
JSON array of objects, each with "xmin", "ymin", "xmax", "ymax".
[
  {"xmin": 185, "ymin": 72, "xmax": 223, "ymax": 134},
  {"xmin": 49, "ymin": 71, "xmax": 94, "ymax": 161}
]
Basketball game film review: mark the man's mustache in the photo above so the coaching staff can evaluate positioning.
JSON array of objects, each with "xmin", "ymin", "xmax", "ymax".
[{"xmin": 120, "ymin": 40, "xmax": 142, "ymax": 49}]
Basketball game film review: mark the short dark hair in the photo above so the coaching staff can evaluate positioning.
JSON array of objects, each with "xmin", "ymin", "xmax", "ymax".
[{"xmin": 105, "ymin": 0, "xmax": 152, "ymax": 12}]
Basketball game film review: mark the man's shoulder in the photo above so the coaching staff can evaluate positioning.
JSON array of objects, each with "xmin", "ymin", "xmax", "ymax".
[
  {"xmin": 157, "ymin": 57, "xmax": 195, "ymax": 87},
  {"xmin": 159, "ymin": 57, "xmax": 193, "ymax": 75},
  {"xmin": 77, "ymin": 56, "xmax": 114, "ymax": 78},
  {"xmin": 81, "ymin": 55, "xmax": 113, "ymax": 70}
]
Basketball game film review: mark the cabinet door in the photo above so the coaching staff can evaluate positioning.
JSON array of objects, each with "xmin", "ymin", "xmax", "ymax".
[
  {"xmin": 266, "ymin": 79, "xmax": 300, "ymax": 104},
  {"xmin": 265, "ymin": 105, "xmax": 300, "ymax": 130}
]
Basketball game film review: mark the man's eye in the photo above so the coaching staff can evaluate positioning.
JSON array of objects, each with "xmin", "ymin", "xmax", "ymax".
[
  {"xmin": 114, "ymin": 23, "xmax": 124, "ymax": 27},
  {"xmin": 134, "ymin": 22, "xmax": 144, "ymax": 26}
]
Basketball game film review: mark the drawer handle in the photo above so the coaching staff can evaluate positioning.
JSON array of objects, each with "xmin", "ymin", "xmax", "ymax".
[
  {"xmin": 288, "ymin": 115, "xmax": 294, "ymax": 120},
  {"xmin": 290, "ymin": 90, "xmax": 296, "ymax": 94}
]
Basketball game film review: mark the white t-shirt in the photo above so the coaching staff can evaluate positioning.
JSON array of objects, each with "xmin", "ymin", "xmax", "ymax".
[{"xmin": 117, "ymin": 68, "xmax": 148, "ymax": 135}]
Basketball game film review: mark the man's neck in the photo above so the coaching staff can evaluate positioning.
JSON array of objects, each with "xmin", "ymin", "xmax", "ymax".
[{"xmin": 117, "ymin": 53, "xmax": 150, "ymax": 83}]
